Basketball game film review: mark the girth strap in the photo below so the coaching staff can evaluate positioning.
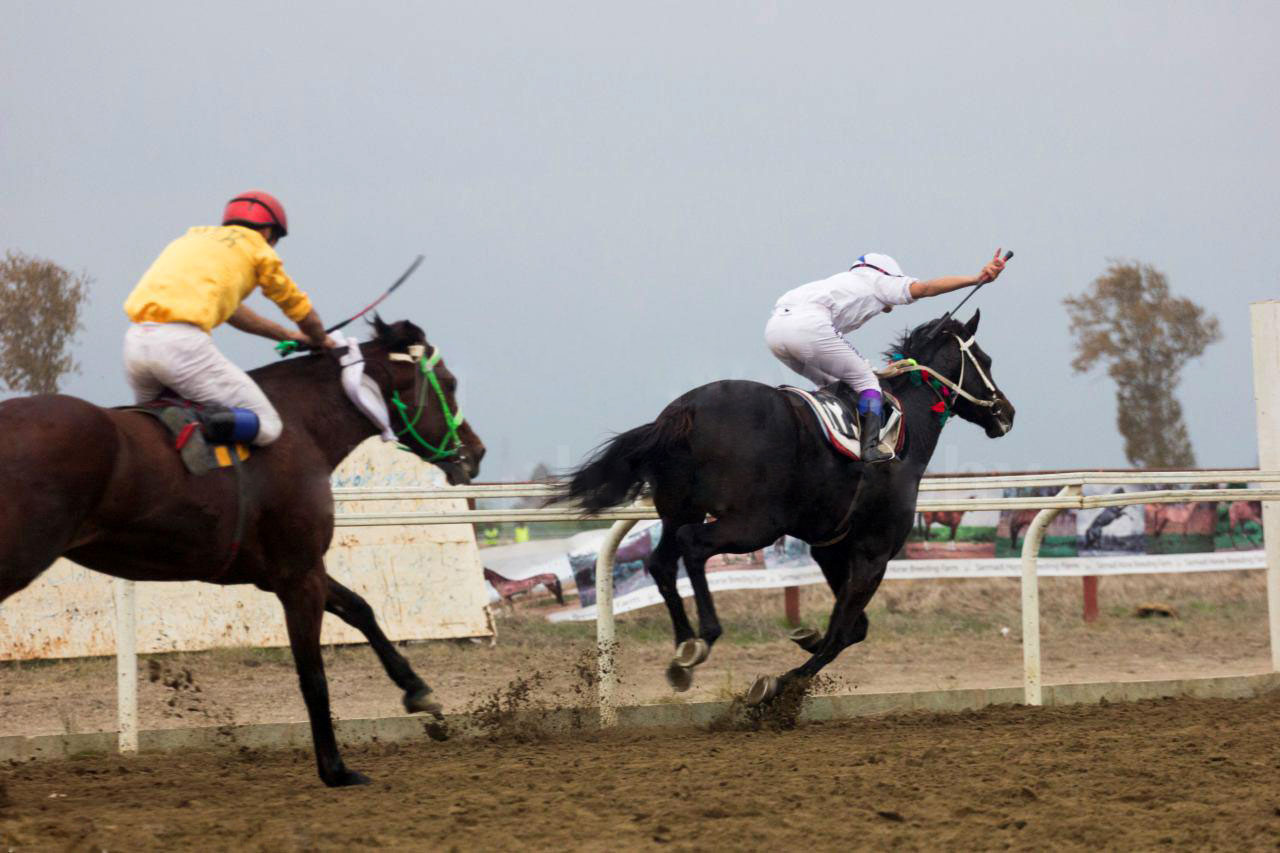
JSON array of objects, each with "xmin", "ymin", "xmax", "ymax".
[{"xmin": 217, "ymin": 449, "xmax": 250, "ymax": 574}]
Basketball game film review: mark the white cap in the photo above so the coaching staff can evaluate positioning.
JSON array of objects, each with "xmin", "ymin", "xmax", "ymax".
[{"xmin": 856, "ymin": 252, "xmax": 906, "ymax": 277}]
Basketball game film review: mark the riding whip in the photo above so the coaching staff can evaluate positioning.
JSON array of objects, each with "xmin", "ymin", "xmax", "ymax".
[
  {"xmin": 939, "ymin": 249, "xmax": 1013, "ymax": 327},
  {"xmin": 276, "ymin": 254, "xmax": 425, "ymax": 355}
]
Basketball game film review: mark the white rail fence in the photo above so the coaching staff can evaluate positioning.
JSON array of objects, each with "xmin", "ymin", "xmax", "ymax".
[{"xmin": 108, "ymin": 468, "xmax": 1280, "ymax": 750}]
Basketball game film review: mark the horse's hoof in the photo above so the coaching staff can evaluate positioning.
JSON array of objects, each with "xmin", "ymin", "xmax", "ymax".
[
  {"xmin": 746, "ymin": 675, "xmax": 780, "ymax": 706},
  {"xmin": 325, "ymin": 768, "xmax": 372, "ymax": 788},
  {"xmin": 787, "ymin": 627, "xmax": 821, "ymax": 651},
  {"xmin": 404, "ymin": 687, "xmax": 444, "ymax": 718},
  {"xmin": 673, "ymin": 638, "xmax": 710, "ymax": 668},
  {"xmin": 665, "ymin": 661, "xmax": 694, "ymax": 692}
]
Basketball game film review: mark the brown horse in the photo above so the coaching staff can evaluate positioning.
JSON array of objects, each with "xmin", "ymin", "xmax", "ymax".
[
  {"xmin": 1005, "ymin": 508, "xmax": 1039, "ymax": 551},
  {"xmin": 917, "ymin": 510, "xmax": 965, "ymax": 543},
  {"xmin": 1227, "ymin": 499, "xmax": 1263, "ymax": 547},
  {"xmin": 483, "ymin": 567, "xmax": 566, "ymax": 609},
  {"xmin": 0, "ymin": 317, "xmax": 484, "ymax": 787},
  {"xmin": 1146, "ymin": 501, "xmax": 1217, "ymax": 538}
]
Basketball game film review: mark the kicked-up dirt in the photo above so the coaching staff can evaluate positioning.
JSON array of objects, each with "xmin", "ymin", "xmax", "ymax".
[{"xmin": 1, "ymin": 691, "xmax": 1278, "ymax": 850}]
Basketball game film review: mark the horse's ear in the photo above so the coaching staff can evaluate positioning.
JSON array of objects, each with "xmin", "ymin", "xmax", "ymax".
[
  {"xmin": 964, "ymin": 309, "xmax": 981, "ymax": 336},
  {"xmin": 372, "ymin": 314, "xmax": 391, "ymax": 341}
]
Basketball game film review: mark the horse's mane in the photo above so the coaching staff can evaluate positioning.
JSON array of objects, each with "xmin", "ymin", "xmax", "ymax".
[
  {"xmin": 246, "ymin": 315, "xmax": 427, "ymax": 383},
  {"xmin": 883, "ymin": 315, "xmax": 968, "ymax": 365}
]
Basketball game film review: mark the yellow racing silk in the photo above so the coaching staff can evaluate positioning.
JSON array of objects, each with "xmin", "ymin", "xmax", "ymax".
[{"xmin": 124, "ymin": 225, "xmax": 312, "ymax": 332}]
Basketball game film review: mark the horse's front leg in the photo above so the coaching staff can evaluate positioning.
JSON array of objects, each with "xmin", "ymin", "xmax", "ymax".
[
  {"xmin": 749, "ymin": 551, "xmax": 887, "ymax": 706},
  {"xmin": 279, "ymin": 570, "xmax": 369, "ymax": 787},
  {"xmin": 324, "ymin": 577, "xmax": 442, "ymax": 717},
  {"xmin": 786, "ymin": 541, "xmax": 852, "ymax": 653}
]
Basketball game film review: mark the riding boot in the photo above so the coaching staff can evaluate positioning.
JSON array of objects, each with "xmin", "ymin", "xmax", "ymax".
[{"xmin": 858, "ymin": 410, "xmax": 893, "ymax": 464}]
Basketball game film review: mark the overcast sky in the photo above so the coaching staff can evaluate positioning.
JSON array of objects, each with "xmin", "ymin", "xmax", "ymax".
[{"xmin": 4, "ymin": 1, "xmax": 1278, "ymax": 480}]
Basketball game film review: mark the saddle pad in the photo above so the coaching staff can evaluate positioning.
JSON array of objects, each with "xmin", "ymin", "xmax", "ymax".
[
  {"xmin": 121, "ymin": 403, "xmax": 250, "ymax": 476},
  {"xmin": 779, "ymin": 386, "xmax": 905, "ymax": 461}
]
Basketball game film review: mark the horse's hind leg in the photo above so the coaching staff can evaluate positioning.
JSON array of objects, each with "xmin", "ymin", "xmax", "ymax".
[
  {"xmin": 647, "ymin": 518, "xmax": 700, "ymax": 692},
  {"xmin": 0, "ymin": 515, "xmax": 75, "ymax": 604},
  {"xmin": 324, "ymin": 578, "xmax": 441, "ymax": 717},
  {"xmin": 673, "ymin": 516, "xmax": 785, "ymax": 662},
  {"xmin": 279, "ymin": 571, "xmax": 369, "ymax": 787}
]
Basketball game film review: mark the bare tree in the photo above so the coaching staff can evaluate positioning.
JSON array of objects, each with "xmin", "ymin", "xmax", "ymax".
[
  {"xmin": 0, "ymin": 252, "xmax": 90, "ymax": 394},
  {"xmin": 1064, "ymin": 261, "xmax": 1220, "ymax": 468}
]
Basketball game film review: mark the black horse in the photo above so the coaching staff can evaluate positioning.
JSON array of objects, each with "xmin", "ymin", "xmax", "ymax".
[{"xmin": 563, "ymin": 311, "xmax": 1013, "ymax": 702}]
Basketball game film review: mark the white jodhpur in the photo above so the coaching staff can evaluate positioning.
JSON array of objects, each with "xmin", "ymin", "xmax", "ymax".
[
  {"xmin": 764, "ymin": 306, "xmax": 881, "ymax": 394},
  {"xmin": 123, "ymin": 322, "xmax": 284, "ymax": 445}
]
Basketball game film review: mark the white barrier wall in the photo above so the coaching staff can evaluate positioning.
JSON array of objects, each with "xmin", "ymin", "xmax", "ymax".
[{"xmin": 0, "ymin": 438, "xmax": 492, "ymax": 661}]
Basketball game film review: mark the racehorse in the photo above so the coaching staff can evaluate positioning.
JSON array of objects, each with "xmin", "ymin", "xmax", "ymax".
[
  {"xmin": 1083, "ymin": 503, "xmax": 1128, "ymax": 550},
  {"xmin": 562, "ymin": 311, "xmax": 1013, "ymax": 702},
  {"xmin": 1005, "ymin": 508, "xmax": 1039, "ymax": 551},
  {"xmin": 483, "ymin": 567, "xmax": 566, "ymax": 609},
  {"xmin": 1146, "ymin": 500, "xmax": 1217, "ymax": 538},
  {"xmin": 1227, "ymin": 499, "xmax": 1263, "ymax": 548},
  {"xmin": 917, "ymin": 510, "xmax": 965, "ymax": 544},
  {"xmin": 0, "ymin": 317, "xmax": 484, "ymax": 787}
]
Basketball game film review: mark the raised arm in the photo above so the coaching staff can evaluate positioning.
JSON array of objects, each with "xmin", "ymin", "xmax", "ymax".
[{"xmin": 909, "ymin": 250, "xmax": 1007, "ymax": 300}]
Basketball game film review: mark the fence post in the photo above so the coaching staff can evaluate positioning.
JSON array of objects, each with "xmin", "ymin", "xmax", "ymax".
[
  {"xmin": 594, "ymin": 519, "xmax": 636, "ymax": 728},
  {"xmin": 1081, "ymin": 576, "xmax": 1099, "ymax": 623},
  {"xmin": 1019, "ymin": 485, "xmax": 1081, "ymax": 706},
  {"xmin": 783, "ymin": 586, "xmax": 801, "ymax": 627},
  {"xmin": 113, "ymin": 578, "xmax": 138, "ymax": 754},
  {"xmin": 1250, "ymin": 301, "xmax": 1280, "ymax": 672}
]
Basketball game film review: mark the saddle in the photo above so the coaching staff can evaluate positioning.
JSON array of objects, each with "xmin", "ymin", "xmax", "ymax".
[
  {"xmin": 780, "ymin": 385, "xmax": 905, "ymax": 461},
  {"xmin": 116, "ymin": 396, "xmax": 253, "ymax": 571},
  {"xmin": 120, "ymin": 398, "xmax": 250, "ymax": 477}
]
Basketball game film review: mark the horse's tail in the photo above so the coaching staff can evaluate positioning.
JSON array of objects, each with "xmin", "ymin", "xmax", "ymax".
[{"xmin": 562, "ymin": 403, "xmax": 693, "ymax": 513}]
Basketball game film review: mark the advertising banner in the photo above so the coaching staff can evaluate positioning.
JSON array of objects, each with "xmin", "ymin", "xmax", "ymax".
[{"xmin": 548, "ymin": 484, "xmax": 1266, "ymax": 622}]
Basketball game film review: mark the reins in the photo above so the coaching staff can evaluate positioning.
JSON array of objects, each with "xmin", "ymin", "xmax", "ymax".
[{"xmin": 879, "ymin": 333, "xmax": 1000, "ymax": 409}]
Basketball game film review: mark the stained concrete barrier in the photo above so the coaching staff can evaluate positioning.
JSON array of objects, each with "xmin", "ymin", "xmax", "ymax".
[{"xmin": 2, "ymin": 672, "xmax": 1275, "ymax": 764}]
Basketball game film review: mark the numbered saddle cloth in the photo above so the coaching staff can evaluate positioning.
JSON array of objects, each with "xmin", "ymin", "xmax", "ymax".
[{"xmin": 779, "ymin": 385, "xmax": 905, "ymax": 461}]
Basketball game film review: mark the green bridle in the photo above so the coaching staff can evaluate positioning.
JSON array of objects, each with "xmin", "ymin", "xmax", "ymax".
[{"xmin": 387, "ymin": 345, "xmax": 465, "ymax": 462}]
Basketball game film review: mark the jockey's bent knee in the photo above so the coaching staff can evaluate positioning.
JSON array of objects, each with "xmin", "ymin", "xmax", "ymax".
[{"xmin": 254, "ymin": 410, "xmax": 284, "ymax": 446}]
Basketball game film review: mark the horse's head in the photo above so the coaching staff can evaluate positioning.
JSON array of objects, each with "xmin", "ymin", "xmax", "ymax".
[
  {"xmin": 361, "ymin": 316, "xmax": 486, "ymax": 484},
  {"xmin": 894, "ymin": 310, "xmax": 1015, "ymax": 438}
]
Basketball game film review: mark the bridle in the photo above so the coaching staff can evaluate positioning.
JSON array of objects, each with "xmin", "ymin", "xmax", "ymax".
[
  {"xmin": 881, "ymin": 334, "xmax": 1004, "ymax": 411},
  {"xmin": 386, "ymin": 345, "xmax": 466, "ymax": 462},
  {"xmin": 949, "ymin": 334, "xmax": 1000, "ymax": 407}
]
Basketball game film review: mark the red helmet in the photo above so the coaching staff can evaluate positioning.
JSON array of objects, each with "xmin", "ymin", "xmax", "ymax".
[{"xmin": 222, "ymin": 190, "xmax": 288, "ymax": 237}]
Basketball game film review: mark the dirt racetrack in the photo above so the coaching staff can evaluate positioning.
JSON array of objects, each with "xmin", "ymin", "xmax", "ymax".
[
  {"xmin": 2, "ymin": 691, "xmax": 1278, "ymax": 851},
  {"xmin": 1, "ymin": 572, "xmax": 1272, "ymax": 739}
]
